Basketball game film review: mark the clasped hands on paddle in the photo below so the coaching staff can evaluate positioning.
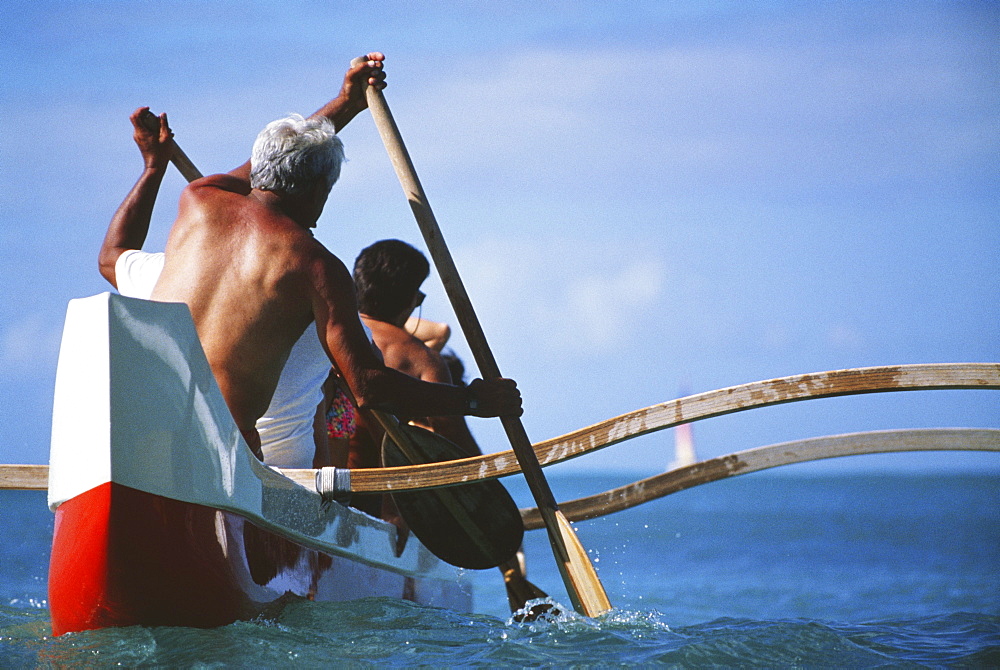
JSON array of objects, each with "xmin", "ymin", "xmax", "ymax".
[{"xmin": 465, "ymin": 377, "xmax": 523, "ymax": 418}]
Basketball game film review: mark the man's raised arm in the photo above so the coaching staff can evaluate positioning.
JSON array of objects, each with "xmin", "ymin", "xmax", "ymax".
[
  {"xmin": 98, "ymin": 107, "xmax": 174, "ymax": 288},
  {"xmin": 227, "ymin": 53, "xmax": 386, "ymax": 181}
]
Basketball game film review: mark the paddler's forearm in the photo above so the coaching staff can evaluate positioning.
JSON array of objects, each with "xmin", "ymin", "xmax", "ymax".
[
  {"xmin": 310, "ymin": 93, "xmax": 364, "ymax": 133},
  {"xmin": 352, "ymin": 367, "xmax": 521, "ymax": 420},
  {"xmin": 352, "ymin": 367, "xmax": 471, "ymax": 419},
  {"xmin": 99, "ymin": 165, "xmax": 167, "ymax": 288}
]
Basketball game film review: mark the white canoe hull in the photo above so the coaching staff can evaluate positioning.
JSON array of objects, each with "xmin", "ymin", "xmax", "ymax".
[{"xmin": 47, "ymin": 293, "xmax": 470, "ymax": 634}]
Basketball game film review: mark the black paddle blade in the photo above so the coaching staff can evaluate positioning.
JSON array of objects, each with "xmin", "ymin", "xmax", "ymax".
[
  {"xmin": 382, "ymin": 426, "xmax": 523, "ymax": 570},
  {"xmin": 504, "ymin": 574, "xmax": 555, "ymax": 621}
]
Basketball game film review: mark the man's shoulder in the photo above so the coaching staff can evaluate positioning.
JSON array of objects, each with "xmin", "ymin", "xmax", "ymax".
[
  {"xmin": 405, "ymin": 337, "xmax": 450, "ymax": 381},
  {"xmin": 363, "ymin": 319, "xmax": 409, "ymax": 352},
  {"xmin": 299, "ymin": 238, "xmax": 348, "ymax": 272},
  {"xmin": 375, "ymin": 325, "xmax": 447, "ymax": 379},
  {"xmin": 185, "ymin": 173, "xmax": 252, "ymax": 197},
  {"xmin": 360, "ymin": 316, "xmax": 395, "ymax": 338}
]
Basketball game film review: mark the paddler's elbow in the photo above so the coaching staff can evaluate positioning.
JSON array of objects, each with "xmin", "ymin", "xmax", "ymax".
[
  {"xmin": 348, "ymin": 371, "xmax": 397, "ymax": 414},
  {"xmin": 97, "ymin": 249, "xmax": 122, "ymax": 289}
]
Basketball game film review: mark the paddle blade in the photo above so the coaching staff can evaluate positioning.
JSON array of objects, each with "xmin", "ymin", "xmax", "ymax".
[
  {"xmin": 499, "ymin": 553, "xmax": 555, "ymax": 621},
  {"xmin": 545, "ymin": 508, "xmax": 612, "ymax": 617},
  {"xmin": 382, "ymin": 425, "xmax": 523, "ymax": 570}
]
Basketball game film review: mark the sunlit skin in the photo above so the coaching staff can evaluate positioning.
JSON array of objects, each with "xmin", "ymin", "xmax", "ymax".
[
  {"xmin": 97, "ymin": 107, "xmax": 174, "ymax": 289},
  {"xmin": 362, "ymin": 296, "xmax": 481, "ymax": 458}
]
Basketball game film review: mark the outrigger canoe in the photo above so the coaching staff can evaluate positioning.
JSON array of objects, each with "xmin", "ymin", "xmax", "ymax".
[
  {"xmin": 47, "ymin": 293, "xmax": 471, "ymax": 635},
  {"xmin": 44, "ymin": 294, "xmax": 1000, "ymax": 635}
]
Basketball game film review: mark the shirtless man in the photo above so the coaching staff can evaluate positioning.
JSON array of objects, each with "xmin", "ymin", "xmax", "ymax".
[
  {"xmin": 352, "ymin": 239, "xmax": 480, "ymax": 458},
  {"xmin": 352, "ymin": 239, "xmax": 546, "ymax": 611},
  {"xmin": 109, "ymin": 53, "xmax": 522, "ymax": 460},
  {"xmin": 100, "ymin": 57, "xmax": 382, "ymax": 468}
]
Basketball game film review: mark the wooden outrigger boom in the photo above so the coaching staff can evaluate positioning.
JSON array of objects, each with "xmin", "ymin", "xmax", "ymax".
[
  {"xmin": 520, "ymin": 427, "xmax": 1000, "ymax": 529},
  {"xmin": 6, "ymin": 307, "xmax": 996, "ymax": 633},
  {"xmin": 0, "ymin": 465, "xmax": 48, "ymax": 490},
  {"xmin": 281, "ymin": 363, "xmax": 1000, "ymax": 494}
]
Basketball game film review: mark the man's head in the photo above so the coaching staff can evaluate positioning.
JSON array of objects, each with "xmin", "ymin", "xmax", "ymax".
[
  {"xmin": 354, "ymin": 239, "xmax": 430, "ymax": 322},
  {"xmin": 250, "ymin": 114, "xmax": 345, "ymax": 196}
]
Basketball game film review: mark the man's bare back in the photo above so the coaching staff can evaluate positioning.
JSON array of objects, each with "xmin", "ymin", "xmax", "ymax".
[
  {"xmin": 362, "ymin": 317, "xmax": 450, "ymax": 384},
  {"xmin": 151, "ymin": 175, "xmax": 327, "ymax": 438}
]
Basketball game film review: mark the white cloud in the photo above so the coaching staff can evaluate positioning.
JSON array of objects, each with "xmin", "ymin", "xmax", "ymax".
[
  {"xmin": 827, "ymin": 323, "xmax": 864, "ymax": 351},
  {"xmin": 565, "ymin": 259, "xmax": 665, "ymax": 350},
  {"xmin": 455, "ymin": 237, "xmax": 666, "ymax": 357},
  {"xmin": 387, "ymin": 22, "xmax": 997, "ymax": 203},
  {"xmin": 761, "ymin": 324, "xmax": 793, "ymax": 351},
  {"xmin": 0, "ymin": 315, "xmax": 62, "ymax": 377}
]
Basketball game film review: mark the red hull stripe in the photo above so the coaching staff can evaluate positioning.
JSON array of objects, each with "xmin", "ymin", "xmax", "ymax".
[{"xmin": 49, "ymin": 482, "xmax": 300, "ymax": 634}]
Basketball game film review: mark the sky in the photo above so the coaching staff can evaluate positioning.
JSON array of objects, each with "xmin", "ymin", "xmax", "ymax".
[{"xmin": 1, "ymin": 1, "xmax": 997, "ymax": 479}]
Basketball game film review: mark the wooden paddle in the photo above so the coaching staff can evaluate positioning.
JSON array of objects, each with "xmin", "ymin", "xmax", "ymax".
[
  {"xmin": 355, "ymin": 57, "xmax": 612, "ymax": 616},
  {"xmin": 374, "ymin": 416, "xmax": 551, "ymax": 615},
  {"xmin": 137, "ymin": 112, "xmax": 202, "ymax": 181}
]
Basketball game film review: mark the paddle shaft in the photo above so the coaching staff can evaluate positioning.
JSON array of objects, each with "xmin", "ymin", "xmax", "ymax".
[{"xmin": 359, "ymin": 65, "xmax": 611, "ymax": 615}]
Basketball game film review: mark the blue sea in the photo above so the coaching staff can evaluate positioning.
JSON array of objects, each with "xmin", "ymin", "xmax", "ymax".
[{"xmin": 2, "ymin": 471, "xmax": 998, "ymax": 667}]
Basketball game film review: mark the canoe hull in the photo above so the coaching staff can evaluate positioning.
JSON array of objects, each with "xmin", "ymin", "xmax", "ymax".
[
  {"xmin": 50, "ymin": 481, "xmax": 455, "ymax": 635},
  {"xmin": 47, "ymin": 294, "xmax": 471, "ymax": 635}
]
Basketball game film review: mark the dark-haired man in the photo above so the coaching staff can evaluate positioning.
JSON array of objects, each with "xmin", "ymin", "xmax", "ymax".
[
  {"xmin": 351, "ymin": 239, "xmax": 480, "ymax": 461},
  {"xmin": 352, "ymin": 239, "xmax": 544, "ymax": 610}
]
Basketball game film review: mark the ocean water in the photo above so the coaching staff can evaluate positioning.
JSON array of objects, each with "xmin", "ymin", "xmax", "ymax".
[{"xmin": 2, "ymin": 471, "xmax": 998, "ymax": 667}]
